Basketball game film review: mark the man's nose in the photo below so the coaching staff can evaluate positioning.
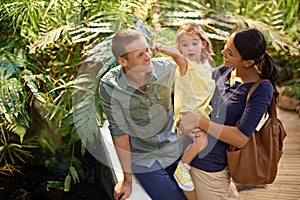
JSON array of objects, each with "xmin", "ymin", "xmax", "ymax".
[{"xmin": 144, "ymin": 52, "xmax": 151, "ymax": 60}]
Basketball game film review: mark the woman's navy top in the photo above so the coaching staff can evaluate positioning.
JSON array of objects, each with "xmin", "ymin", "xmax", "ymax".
[{"xmin": 190, "ymin": 65, "xmax": 273, "ymax": 172}]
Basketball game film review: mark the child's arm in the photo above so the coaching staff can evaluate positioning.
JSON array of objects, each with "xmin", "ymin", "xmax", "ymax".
[{"xmin": 152, "ymin": 43, "xmax": 188, "ymax": 76}]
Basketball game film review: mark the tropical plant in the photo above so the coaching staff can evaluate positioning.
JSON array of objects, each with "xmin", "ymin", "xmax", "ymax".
[
  {"xmin": 0, "ymin": 0, "xmax": 156, "ymax": 192},
  {"xmin": 0, "ymin": 63, "xmax": 36, "ymax": 175},
  {"xmin": 0, "ymin": 0, "xmax": 46, "ymax": 42},
  {"xmin": 0, "ymin": 0, "xmax": 96, "ymax": 190}
]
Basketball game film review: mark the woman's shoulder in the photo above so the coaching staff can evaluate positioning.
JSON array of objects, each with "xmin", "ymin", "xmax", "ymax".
[
  {"xmin": 250, "ymin": 79, "xmax": 274, "ymax": 102},
  {"xmin": 256, "ymin": 80, "xmax": 274, "ymax": 92},
  {"xmin": 212, "ymin": 64, "xmax": 233, "ymax": 79}
]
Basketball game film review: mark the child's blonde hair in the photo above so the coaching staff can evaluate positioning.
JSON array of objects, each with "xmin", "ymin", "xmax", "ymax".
[{"xmin": 176, "ymin": 22, "xmax": 213, "ymax": 63}]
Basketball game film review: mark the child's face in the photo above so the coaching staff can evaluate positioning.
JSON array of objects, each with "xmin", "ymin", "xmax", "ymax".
[{"xmin": 178, "ymin": 33, "xmax": 206, "ymax": 63}]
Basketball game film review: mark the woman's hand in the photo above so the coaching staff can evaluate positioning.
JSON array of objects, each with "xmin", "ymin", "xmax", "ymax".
[
  {"xmin": 185, "ymin": 128, "xmax": 203, "ymax": 139},
  {"xmin": 179, "ymin": 112, "xmax": 201, "ymax": 137}
]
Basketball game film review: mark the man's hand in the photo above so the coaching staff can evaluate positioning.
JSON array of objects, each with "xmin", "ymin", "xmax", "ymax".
[
  {"xmin": 113, "ymin": 135, "xmax": 132, "ymax": 200},
  {"xmin": 114, "ymin": 179, "xmax": 132, "ymax": 200}
]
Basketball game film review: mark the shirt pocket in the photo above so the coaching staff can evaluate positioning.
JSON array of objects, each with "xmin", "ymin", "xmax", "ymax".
[
  {"xmin": 154, "ymin": 86, "xmax": 172, "ymax": 111},
  {"xmin": 123, "ymin": 98, "xmax": 152, "ymax": 127}
]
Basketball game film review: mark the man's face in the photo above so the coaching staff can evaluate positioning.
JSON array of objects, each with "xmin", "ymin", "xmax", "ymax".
[{"xmin": 118, "ymin": 37, "xmax": 153, "ymax": 74}]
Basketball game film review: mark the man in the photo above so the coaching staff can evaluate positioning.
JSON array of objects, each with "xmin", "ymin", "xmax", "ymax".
[{"xmin": 99, "ymin": 29, "xmax": 187, "ymax": 200}]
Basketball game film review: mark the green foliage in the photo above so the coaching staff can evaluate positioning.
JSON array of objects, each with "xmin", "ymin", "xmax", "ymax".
[
  {"xmin": 0, "ymin": 0, "xmax": 46, "ymax": 42},
  {"xmin": 0, "ymin": 126, "xmax": 37, "ymax": 175},
  {"xmin": 278, "ymin": 53, "xmax": 300, "ymax": 99},
  {"xmin": 281, "ymin": 79, "xmax": 300, "ymax": 99},
  {"xmin": 0, "ymin": 67, "xmax": 28, "ymax": 142},
  {"xmin": 156, "ymin": 0, "xmax": 298, "ymax": 56},
  {"xmin": 0, "ymin": 63, "xmax": 39, "ymax": 175},
  {"xmin": 0, "ymin": 133, "xmax": 35, "ymax": 165}
]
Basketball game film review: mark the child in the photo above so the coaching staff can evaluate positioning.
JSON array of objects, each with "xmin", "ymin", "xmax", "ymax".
[{"xmin": 153, "ymin": 22, "xmax": 215, "ymax": 191}]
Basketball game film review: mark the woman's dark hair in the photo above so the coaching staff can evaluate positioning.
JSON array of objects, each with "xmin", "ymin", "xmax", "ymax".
[{"xmin": 234, "ymin": 28, "xmax": 279, "ymax": 95}]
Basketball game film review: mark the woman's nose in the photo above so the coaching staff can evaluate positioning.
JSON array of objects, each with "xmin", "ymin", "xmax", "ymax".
[{"xmin": 221, "ymin": 49, "xmax": 225, "ymax": 56}]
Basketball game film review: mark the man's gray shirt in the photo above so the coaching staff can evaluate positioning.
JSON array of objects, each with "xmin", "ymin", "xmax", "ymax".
[{"xmin": 100, "ymin": 58, "xmax": 182, "ymax": 168}]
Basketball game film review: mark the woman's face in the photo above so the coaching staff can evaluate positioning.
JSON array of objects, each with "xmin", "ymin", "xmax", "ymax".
[{"xmin": 221, "ymin": 34, "xmax": 245, "ymax": 68}]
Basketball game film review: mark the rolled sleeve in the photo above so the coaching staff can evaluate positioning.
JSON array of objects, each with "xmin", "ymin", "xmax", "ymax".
[{"xmin": 99, "ymin": 83, "xmax": 130, "ymax": 138}]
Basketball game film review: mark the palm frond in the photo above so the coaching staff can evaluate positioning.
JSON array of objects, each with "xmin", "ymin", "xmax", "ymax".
[
  {"xmin": 70, "ymin": 33, "xmax": 116, "ymax": 147},
  {"xmin": 234, "ymin": 16, "xmax": 299, "ymax": 56},
  {"xmin": 0, "ymin": 0, "xmax": 46, "ymax": 41},
  {"xmin": 22, "ymin": 69, "xmax": 46, "ymax": 103},
  {"xmin": 0, "ymin": 68, "xmax": 29, "ymax": 142},
  {"xmin": 28, "ymin": 25, "xmax": 71, "ymax": 54}
]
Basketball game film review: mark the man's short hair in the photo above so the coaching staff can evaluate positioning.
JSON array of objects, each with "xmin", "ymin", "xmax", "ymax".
[{"xmin": 111, "ymin": 29, "xmax": 142, "ymax": 58}]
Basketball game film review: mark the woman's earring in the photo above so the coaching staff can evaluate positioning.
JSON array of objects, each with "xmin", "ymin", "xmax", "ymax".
[{"xmin": 254, "ymin": 65, "xmax": 262, "ymax": 75}]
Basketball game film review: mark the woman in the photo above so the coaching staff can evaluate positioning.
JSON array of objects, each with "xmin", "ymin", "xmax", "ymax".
[{"xmin": 178, "ymin": 28, "xmax": 279, "ymax": 199}]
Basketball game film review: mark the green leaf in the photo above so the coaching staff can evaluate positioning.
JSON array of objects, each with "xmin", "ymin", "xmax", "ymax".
[
  {"xmin": 70, "ymin": 166, "xmax": 80, "ymax": 184},
  {"xmin": 47, "ymin": 181, "xmax": 64, "ymax": 189},
  {"xmin": 8, "ymin": 124, "xmax": 26, "ymax": 143},
  {"xmin": 64, "ymin": 174, "xmax": 71, "ymax": 192}
]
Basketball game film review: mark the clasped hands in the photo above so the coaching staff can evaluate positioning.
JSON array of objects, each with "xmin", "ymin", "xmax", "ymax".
[{"xmin": 177, "ymin": 112, "xmax": 205, "ymax": 138}]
